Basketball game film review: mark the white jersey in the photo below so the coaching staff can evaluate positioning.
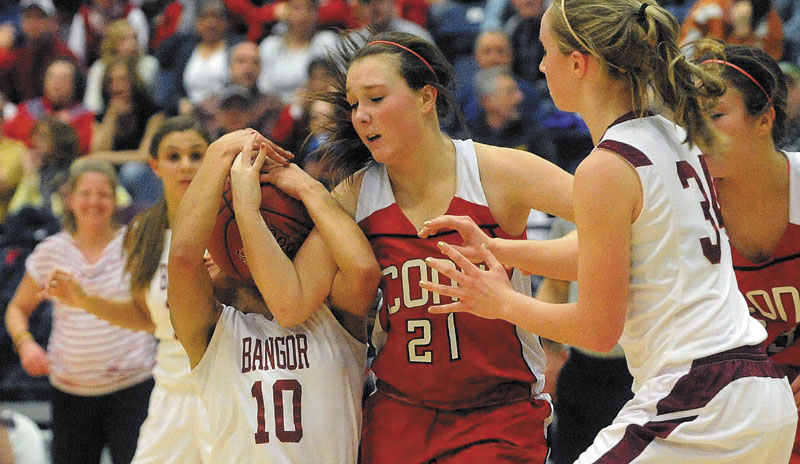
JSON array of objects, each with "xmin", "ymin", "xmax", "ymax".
[
  {"xmin": 193, "ymin": 304, "xmax": 366, "ymax": 464},
  {"xmin": 599, "ymin": 114, "xmax": 766, "ymax": 391},
  {"xmin": 144, "ymin": 230, "xmax": 193, "ymax": 392},
  {"xmin": 133, "ymin": 230, "xmax": 211, "ymax": 464}
]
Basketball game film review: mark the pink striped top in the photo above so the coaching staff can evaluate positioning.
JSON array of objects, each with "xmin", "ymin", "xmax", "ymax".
[{"xmin": 25, "ymin": 228, "xmax": 156, "ymax": 396}]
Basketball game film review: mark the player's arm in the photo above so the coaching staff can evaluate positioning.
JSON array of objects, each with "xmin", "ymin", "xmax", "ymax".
[
  {"xmin": 321, "ymin": 178, "xmax": 381, "ymax": 317},
  {"xmin": 423, "ymin": 148, "xmax": 638, "ymax": 351},
  {"xmin": 43, "ymin": 270, "xmax": 154, "ymax": 332},
  {"xmin": 233, "ymin": 157, "xmax": 379, "ymax": 326},
  {"xmin": 421, "ymin": 144, "xmax": 578, "ymax": 280},
  {"xmin": 170, "ymin": 130, "xmax": 267, "ymax": 368}
]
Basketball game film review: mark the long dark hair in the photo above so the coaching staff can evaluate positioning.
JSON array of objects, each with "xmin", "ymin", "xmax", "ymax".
[
  {"xmin": 313, "ymin": 31, "xmax": 463, "ymax": 185},
  {"xmin": 124, "ymin": 116, "xmax": 210, "ymax": 291}
]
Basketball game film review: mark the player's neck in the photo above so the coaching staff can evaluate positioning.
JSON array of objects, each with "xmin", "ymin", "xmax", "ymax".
[
  {"xmin": 716, "ymin": 149, "xmax": 789, "ymax": 260},
  {"xmin": 386, "ymin": 132, "xmax": 455, "ymax": 199}
]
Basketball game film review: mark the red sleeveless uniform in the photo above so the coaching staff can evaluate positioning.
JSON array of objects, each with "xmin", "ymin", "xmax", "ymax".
[
  {"xmin": 731, "ymin": 151, "xmax": 800, "ymax": 462},
  {"xmin": 356, "ymin": 139, "xmax": 551, "ymax": 463}
]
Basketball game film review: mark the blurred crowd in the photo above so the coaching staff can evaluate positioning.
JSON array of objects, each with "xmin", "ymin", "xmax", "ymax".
[{"xmin": 0, "ymin": 0, "xmax": 799, "ymax": 462}]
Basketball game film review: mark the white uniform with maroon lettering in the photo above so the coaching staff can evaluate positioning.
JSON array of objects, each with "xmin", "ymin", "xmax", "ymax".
[
  {"xmin": 193, "ymin": 303, "xmax": 365, "ymax": 464},
  {"xmin": 132, "ymin": 231, "xmax": 212, "ymax": 464},
  {"xmin": 576, "ymin": 114, "xmax": 796, "ymax": 463}
]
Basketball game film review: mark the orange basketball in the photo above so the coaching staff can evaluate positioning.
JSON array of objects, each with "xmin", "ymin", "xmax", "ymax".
[{"xmin": 208, "ymin": 182, "xmax": 314, "ymax": 281}]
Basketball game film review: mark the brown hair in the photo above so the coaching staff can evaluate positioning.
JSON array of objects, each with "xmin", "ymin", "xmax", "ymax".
[
  {"xmin": 124, "ymin": 116, "xmax": 210, "ymax": 291},
  {"xmin": 313, "ymin": 31, "xmax": 463, "ymax": 185},
  {"xmin": 61, "ymin": 159, "xmax": 121, "ymax": 233},
  {"xmin": 550, "ymin": 0, "xmax": 726, "ymax": 152},
  {"xmin": 701, "ymin": 44, "xmax": 788, "ymax": 143}
]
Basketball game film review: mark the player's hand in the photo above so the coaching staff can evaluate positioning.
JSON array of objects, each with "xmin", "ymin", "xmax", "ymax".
[
  {"xmin": 230, "ymin": 132, "xmax": 269, "ymax": 213},
  {"xmin": 421, "ymin": 241, "xmax": 512, "ymax": 320},
  {"xmin": 260, "ymin": 163, "xmax": 322, "ymax": 202},
  {"xmin": 18, "ymin": 340, "xmax": 50, "ymax": 376},
  {"xmin": 42, "ymin": 269, "xmax": 87, "ymax": 307},
  {"xmin": 418, "ymin": 215, "xmax": 497, "ymax": 264}
]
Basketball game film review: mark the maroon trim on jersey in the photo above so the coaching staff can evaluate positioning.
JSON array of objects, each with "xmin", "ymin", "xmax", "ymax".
[
  {"xmin": 597, "ymin": 140, "xmax": 653, "ymax": 168},
  {"xmin": 607, "ymin": 111, "xmax": 656, "ymax": 130},
  {"xmin": 365, "ymin": 224, "xmax": 503, "ymax": 241},
  {"xmin": 733, "ymin": 252, "xmax": 800, "ymax": 271},
  {"xmin": 594, "ymin": 345, "xmax": 783, "ymax": 463}
]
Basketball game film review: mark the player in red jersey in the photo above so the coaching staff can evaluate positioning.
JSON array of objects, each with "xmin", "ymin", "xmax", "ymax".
[
  {"xmin": 701, "ymin": 44, "xmax": 800, "ymax": 463},
  {"xmin": 312, "ymin": 31, "xmax": 574, "ymax": 463}
]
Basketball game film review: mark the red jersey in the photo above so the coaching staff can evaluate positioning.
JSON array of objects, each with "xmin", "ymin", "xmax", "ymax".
[
  {"xmin": 356, "ymin": 139, "xmax": 546, "ymax": 406},
  {"xmin": 732, "ymin": 151, "xmax": 800, "ymax": 368}
]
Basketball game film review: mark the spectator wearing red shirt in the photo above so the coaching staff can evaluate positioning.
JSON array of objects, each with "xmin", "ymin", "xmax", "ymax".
[
  {"xmin": 0, "ymin": 0, "xmax": 80, "ymax": 105},
  {"xmin": 3, "ymin": 60, "xmax": 94, "ymax": 155}
]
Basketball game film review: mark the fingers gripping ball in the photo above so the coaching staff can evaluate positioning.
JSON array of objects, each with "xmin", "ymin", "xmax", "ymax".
[{"xmin": 208, "ymin": 182, "xmax": 313, "ymax": 281}]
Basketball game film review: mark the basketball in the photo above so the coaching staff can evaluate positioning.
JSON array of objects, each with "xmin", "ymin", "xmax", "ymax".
[{"xmin": 207, "ymin": 182, "xmax": 314, "ymax": 281}]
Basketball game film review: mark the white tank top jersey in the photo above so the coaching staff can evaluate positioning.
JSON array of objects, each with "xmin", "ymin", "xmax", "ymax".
[
  {"xmin": 144, "ymin": 230, "xmax": 194, "ymax": 392},
  {"xmin": 193, "ymin": 304, "xmax": 366, "ymax": 463},
  {"xmin": 599, "ymin": 114, "xmax": 766, "ymax": 392}
]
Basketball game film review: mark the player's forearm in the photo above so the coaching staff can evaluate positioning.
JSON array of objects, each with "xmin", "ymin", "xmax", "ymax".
[
  {"xmin": 501, "ymin": 292, "xmax": 619, "ymax": 351},
  {"xmin": 298, "ymin": 184, "xmax": 380, "ymax": 310},
  {"xmin": 74, "ymin": 294, "xmax": 154, "ymax": 332},
  {"xmin": 491, "ymin": 231, "xmax": 578, "ymax": 281},
  {"xmin": 236, "ymin": 207, "xmax": 310, "ymax": 326},
  {"xmin": 172, "ymin": 154, "xmax": 230, "ymax": 262}
]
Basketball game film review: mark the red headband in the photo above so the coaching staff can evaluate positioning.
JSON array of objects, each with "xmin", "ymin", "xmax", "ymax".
[
  {"xmin": 701, "ymin": 59, "xmax": 771, "ymax": 103},
  {"xmin": 367, "ymin": 40, "xmax": 439, "ymax": 84}
]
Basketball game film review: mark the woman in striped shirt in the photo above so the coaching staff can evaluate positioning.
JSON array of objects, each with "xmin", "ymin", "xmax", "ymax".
[{"xmin": 5, "ymin": 158, "xmax": 156, "ymax": 464}]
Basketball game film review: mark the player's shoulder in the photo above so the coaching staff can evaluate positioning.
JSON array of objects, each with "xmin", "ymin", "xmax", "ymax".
[{"xmin": 331, "ymin": 170, "xmax": 366, "ymax": 218}]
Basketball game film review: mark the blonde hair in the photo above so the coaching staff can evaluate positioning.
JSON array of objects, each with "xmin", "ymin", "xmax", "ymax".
[
  {"xmin": 101, "ymin": 20, "xmax": 140, "ymax": 64},
  {"xmin": 61, "ymin": 159, "xmax": 121, "ymax": 233},
  {"xmin": 551, "ymin": 0, "xmax": 726, "ymax": 152}
]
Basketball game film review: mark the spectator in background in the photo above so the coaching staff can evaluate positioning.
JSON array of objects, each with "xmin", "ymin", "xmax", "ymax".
[
  {"xmin": 503, "ymin": 0, "xmax": 545, "ymax": 84},
  {"xmin": 225, "ymin": 0, "xmax": 355, "ymax": 43},
  {"xmin": 196, "ymin": 41, "xmax": 283, "ymax": 139},
  {"xmin": 350, "ymin": 0, "xmax": 434, "ymax": 45},
  {"xmin": 5, "ymin": 158, "xmax": 155, "ymax": 464},
  {"xmin": 144, "ymin": 0, "xmax": 197, "ymax": 51},
  {"xmin": 0, "ymin": 94, "xmax": 27, "ymax": 223},
  {"xmin": 0, "ymin": 0, "xmax": 80, "ymax": 105},
  {"xmin": 6, "ymin": 118, "xmax": 83, "ymax": 219},
  {"xmin": 467, "ymin": 66, "xmax": 556, "ymax": 163},
  {"xmin": 90, "ymin": 57, "xmax": 163, "ymax": 154},
  {"xmin": 272, "ymin": 56, "xmax": 335, "ymax": 164},
  {"xmin": 257, "ymin": 0, "xmax": 338, "ymax": 104},
  {"xmin": 3, "ymin": 59, "xmax": 94, "ymax": 155},
  {"xmin": 84, "ymin": 19, "xmax": 160, "ymax": 114},
  {"xmin": 774, "ymin": 0, "xmax": 800, "ymax": 62},
  {"xmin": 68, "ymin": 0, "xmax": 149, "ymax": 66},
  {"xmin": 780, "ymin": 62, "xmax": 800, "ymax": 152},
  {"xmin": 457, "ymin": 30, "xmax": 544, "ymax": 126},
  {"xmin": 177, "ymin": 0, "xmax": 233, "ymax": 116},
  {"xmin": 680, "ymin": 0, "xmax": 784, "ymax": 60}
]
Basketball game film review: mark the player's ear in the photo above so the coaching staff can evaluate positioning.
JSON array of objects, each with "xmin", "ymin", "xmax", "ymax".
[
  {"xmin": 570, "ymin": 50, "xmax": 590, "ymax": 78},
  {"xmin": 756, "ymin": 105, "xmax": 775, "ymax": 137},
  {"xmin": 420, "ymin": 84, "xmax": 438, "ymax": 114}
]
